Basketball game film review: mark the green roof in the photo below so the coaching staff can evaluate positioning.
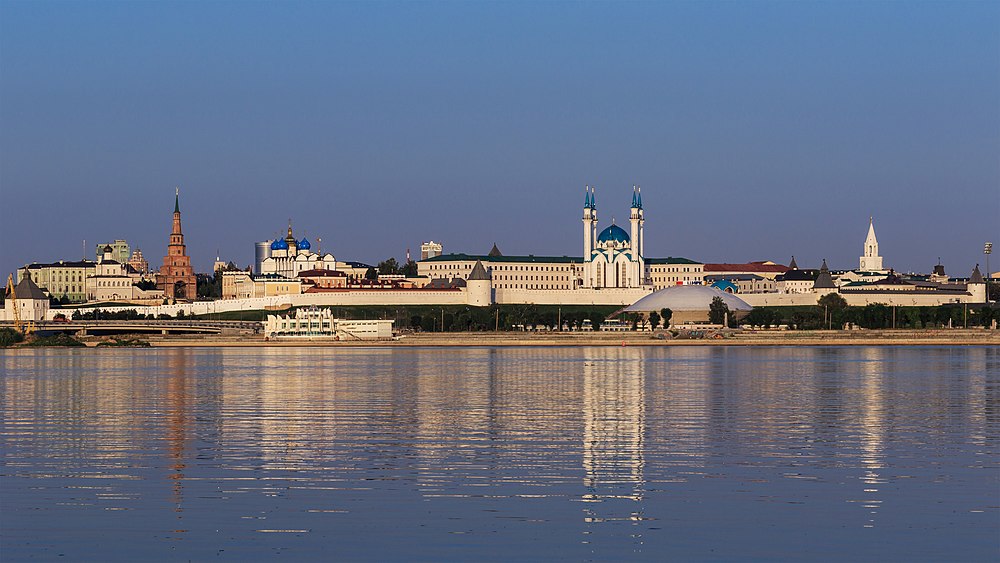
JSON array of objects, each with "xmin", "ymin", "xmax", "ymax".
[
  {"xmin": 422, "ymin": 253, "xmax": 582, "ymax": 264},
  {"xmin": 421, "ymin": 253, "xmax": 701, "ymax": 265},
  {"xmin": 646, "ymin": 257, "xmax": 701, "ymax": 265}
]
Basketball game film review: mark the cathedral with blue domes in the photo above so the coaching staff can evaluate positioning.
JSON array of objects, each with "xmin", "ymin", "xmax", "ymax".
[{"xmin": 259, "ymin": 222, "xmax": 336, "ymax": 279}]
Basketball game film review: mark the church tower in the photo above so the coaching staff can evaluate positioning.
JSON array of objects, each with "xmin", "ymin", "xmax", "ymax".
[
  {"xmin": 157, "ymin": 188, "xmax": 197, "ymax": 300},
  {"xmin": 859, "ymin": 217, "xmax": 884, "ymax": 272}
]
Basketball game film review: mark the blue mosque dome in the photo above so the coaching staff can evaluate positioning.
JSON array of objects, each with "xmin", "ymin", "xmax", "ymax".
[
  {"xmin": 270, "ymin": 238, "xmax": 288, "ymax": 251},
  {"xmin": 597, "ymin": 224, "xmax": 630, "ymax": 244},
  {"xmin": 298, "ymin": 238, "xmax": 311, "ymax": 250}
]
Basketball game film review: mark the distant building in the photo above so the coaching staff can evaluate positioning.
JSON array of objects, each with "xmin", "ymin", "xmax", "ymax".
[
  {"xmin": 221, "ymin": 269, "xmax": 254, "ymax": 300},
  {"xmin": 87, "ymin": 245, "xmax": 138, "ymax": 302},
  {"xmin": 18, "ymin": 260, "xmax": 95, "ymax": 302},
  {"xmin": 776, "ymin": 263, "xmax": 818, "ymax": 294},
  {"xmin": 298, "ymin": 268, "xmax": 348, "ymax": 289},
  {"xmin": 156, "ymin": 189, "xmax": 197, "ymax": 301},
  {"xmin": 421, "ymin": 241, "xmax": 443, "ymax": 260},
  {"xmin": 703, "ymin": 261, "xmax": 789, "ymax": 281},
  {"xmin": 4, "ymin": 272, "xmax": 49, "ymax": 322},
  {"xmin": 95, "ymin": 239, "xmax": 130, "ymax": 264},
  {"xmin": 128, "ymin": 249, "xmax": 149, "ymax": 276},
  {"xmin": 86, "ymin": 245, "xmax": 163, "ymax": 303},
  {"xmin": 706, "ymin": 273, "xmax": 776, "ymax": 294},
  {"xmin": 839, "ymin": 265, "xmax": 987, "ymax": 304},
  {"xmin": 254, "ymin": 241, "xmax": 271, "ymax": 274}
]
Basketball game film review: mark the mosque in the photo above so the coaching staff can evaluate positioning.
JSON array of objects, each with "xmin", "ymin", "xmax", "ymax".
[
  {"xmin": 580, "ymin": 186, "xmax": 647, "ymax": 288},
  {"xmin": 418, "ymin": 187, "xmax": 704, "ymax": 302}
]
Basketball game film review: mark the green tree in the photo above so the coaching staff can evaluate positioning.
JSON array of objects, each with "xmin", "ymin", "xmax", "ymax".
[
  {"xmin": 0, "ymin": 327, "xmax": 24, "ymax": 347},
  {"xmin": 648, "ymin": 311, "xmax": 661, "ymax": 330},
  {"xmin": 378, "ymin": 258, "xmax": 400, "ymax": 276},
  {"xmin": 660, "ymin": 308, "xmax": 673, "ymax": 328},
  {"xmin": 364, "ymin": 267, "xmax": 378, "ymax": 281},
  {"xmin": 400, "ymin": 259, "xmax": 418, "ymax": 277},
  {"xmin": 709, "ymin": 296, "xmax": 730, "ymax": 326},
  {"xmin": 817, "ymin": 293, "xmax": 848, "ymax": 329},
  {"xmin": 590, "ymin": 311, "xmax": 606, "ymax": 331},
  {"xmin": 817, "ymin": 293, "xmax": 848, "ymax": 311}
]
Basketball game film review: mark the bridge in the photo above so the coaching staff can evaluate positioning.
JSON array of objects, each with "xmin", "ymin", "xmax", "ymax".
[{"xmin": 0, "ymin": 320, "xmax": 261, "ymax": 336}]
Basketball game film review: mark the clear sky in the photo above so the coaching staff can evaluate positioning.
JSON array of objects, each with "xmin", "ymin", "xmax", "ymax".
[{"xmin": 2, "ymin": 1, "xmax": 998, "ymax": 277}]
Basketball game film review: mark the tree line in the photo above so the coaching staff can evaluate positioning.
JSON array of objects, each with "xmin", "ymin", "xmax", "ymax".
[{"xmin": 744, "ymin": 294, "xmax": 998, "ymax": 330}]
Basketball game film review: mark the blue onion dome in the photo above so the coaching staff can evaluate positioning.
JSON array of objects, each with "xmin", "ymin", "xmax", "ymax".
[
  {"xmin": 270, "ymin": 238, "xmax": 288, "ymax": 251},
  {"xmin": 597, "ymin": 224, "xmax": 630, "ymax": 244},
  {"xmin": 298, "ymin": 238, "xmax": 311, "ymax": 250}
]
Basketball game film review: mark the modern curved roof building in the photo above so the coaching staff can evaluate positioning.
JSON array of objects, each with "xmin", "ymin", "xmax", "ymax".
[{"xmin": 624, "ymin": 285, "xmax": 752, "ymax": 324}]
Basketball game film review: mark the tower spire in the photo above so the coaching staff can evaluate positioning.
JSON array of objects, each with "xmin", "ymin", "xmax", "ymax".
[{"xmin": 174, "ymin": 187, "xmax": 180, "ymax": 214}]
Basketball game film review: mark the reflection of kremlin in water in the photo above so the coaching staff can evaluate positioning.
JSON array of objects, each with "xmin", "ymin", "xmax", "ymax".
[
  {"xmin": 1, "ymin": 346, "xmax": 996, "ymax": 559},
  {"xmin": 582, "ymin": 348, "xmax": 645, "ymax": 508}
]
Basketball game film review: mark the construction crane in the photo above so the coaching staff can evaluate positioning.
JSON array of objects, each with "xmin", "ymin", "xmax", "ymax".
[{"xmin": 5, "ymin": 273, "xmax": 33, "ymax": 335}]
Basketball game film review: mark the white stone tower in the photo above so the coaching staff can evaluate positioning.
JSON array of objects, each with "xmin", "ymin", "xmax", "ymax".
[
  {"xmin": 859, "ymin": 217, "xmax": 884, "ymax": 272},
  {"xmin": 968, "ymin": 264, "xmax": 987, "ymax": 303},
  {"xmin": 466, "ymin": 260, "xmax": 493, "ymax": 307},
  {"xmin": 583, "ymin": 186, "xmax": 597, "ymax": 287}
]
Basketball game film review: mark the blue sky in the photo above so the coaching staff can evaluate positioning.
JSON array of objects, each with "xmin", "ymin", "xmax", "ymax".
[{"xmin": 1, "ymin": 1, "xmax": 998, "ymax": 276}]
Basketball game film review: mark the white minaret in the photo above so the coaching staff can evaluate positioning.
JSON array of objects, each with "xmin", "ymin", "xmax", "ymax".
[
  {"xmin": 638, "ymin": 186, "xmax": 645, "ymax": 259},
  {"xmin": 629, "ymin": 185, "xmax": 645, "ymax": 287},
  {"xmin": 859, "ymin": 216, "xmax": 884, "ymax": 272},
  {"xmin": 583, "ymin": 186, "xmax": 597, "ymax": 287}
]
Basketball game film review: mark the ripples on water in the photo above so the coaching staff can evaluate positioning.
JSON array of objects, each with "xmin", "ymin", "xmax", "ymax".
[{"xmin": 1, "ymin": 346, "xmax": 997, "ymax": 561}]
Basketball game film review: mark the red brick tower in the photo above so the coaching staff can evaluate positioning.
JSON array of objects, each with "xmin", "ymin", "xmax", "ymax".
[{"xmin": 157, "ymin": 188, "xmax": 197, "ymax": 300}]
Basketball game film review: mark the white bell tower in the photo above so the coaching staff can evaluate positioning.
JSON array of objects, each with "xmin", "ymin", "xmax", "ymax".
[{"xmin": 859, "ymin": 216, "xmax": 884, "ymax": 271}]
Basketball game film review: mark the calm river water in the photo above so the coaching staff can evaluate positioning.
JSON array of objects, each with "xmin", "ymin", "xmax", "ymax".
[{"xmin": 1, "ymin": 346, "xmax": 997, "ymax": 561}]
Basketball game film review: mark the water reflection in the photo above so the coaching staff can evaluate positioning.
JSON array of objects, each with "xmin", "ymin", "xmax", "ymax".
[
  {"xmin": 857, "ymin": 347, "xmax": 886, "ymax": 528},
  {"xmin": 582, "ymin": 347, "xmax": 645, "ymax": 507},
  {"xmin": 1, "ymin": 346, "xmax": 997, "ymax": 561}
]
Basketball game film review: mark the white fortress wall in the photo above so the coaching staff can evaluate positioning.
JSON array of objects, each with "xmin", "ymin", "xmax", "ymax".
[
  {"xmin": 495, "ymin": 287, "xmax": 652, "ymax": 306},
  {"xmin": 741, "ymin": 292, "xmax": 978, "ymax": 307},
  {"xmin": 292, "ymin": 290, "xmax": 469, "ymax": 307},
  {"xmin": 56, "ymin": 289, "xmax": 473, "ymax": 319}
]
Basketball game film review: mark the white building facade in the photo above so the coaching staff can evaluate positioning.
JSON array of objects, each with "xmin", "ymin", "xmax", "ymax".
[{"xmin": 264, "ymin": 307, "xmax": 394, "ymax": 340}]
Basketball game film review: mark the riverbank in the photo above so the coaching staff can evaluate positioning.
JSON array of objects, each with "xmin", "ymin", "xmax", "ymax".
[{"xmin": 54, "ymin": 328, "xmax": 1000, "ymax": 347}]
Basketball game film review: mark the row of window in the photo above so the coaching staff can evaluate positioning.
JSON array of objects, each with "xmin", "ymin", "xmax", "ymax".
[
  {"xmin": 650, "ymin": 266, "xmax": 700, "ymax": 273},
  {"xmin": 426, "ymin": 263, "xmax": 578, "ymax": 272}
]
